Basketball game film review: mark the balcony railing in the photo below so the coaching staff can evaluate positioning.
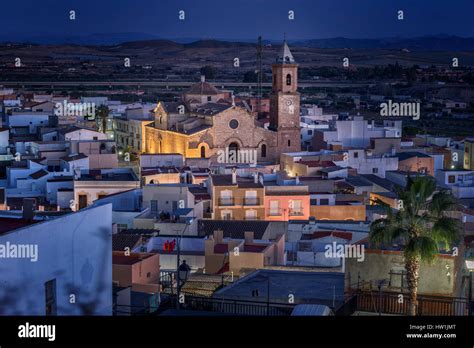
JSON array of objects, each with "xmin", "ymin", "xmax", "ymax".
[
  {"xmin": 351, "ymin": 289, "xmax": 470, "ymax": 316},
  {"xmin": 218, "ymin": 197, "xmax": 234, "ymax": 206},
  {"xmin": 244, "ymin": 198, "xmax": 260, "ymax": 206},
  {"xmin": 268, "ymin": 208, "xmax": 283, "ymax": 217},
  {"xmin": 289, "ymin": 209, "xmax": 304, "ymax": 216}
]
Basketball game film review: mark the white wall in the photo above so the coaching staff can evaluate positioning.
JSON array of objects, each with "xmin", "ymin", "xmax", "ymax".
[
  {"xmin": 0, "ymin": 204, "xmax": 113, "ymax": 315},
  {"xmin": 9, "ymin": 113, "xmax": 50, "ymax": 133},
  {"xmin": 0, "ymin": 129, "xmax": 9, "ymax": 154},
  {"xmin": 65, "ymin": 129, "xmax": 107, "ymax": 141}
]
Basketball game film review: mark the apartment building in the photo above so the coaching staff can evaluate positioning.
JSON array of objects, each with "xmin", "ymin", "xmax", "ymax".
[
  {"xmin": 204, "ymin": 230, "xmax": 285, "ymax": 275},
  {"xmin": 73, "ymin": 168, "xmax": 140, "ymax": 211},
  {"xmin": 264, "ymin": 185, "xmax": 310, "ymax": 221},
  {"xmin": 209, "ymin": 171, "xmax": 264, "ymax": 221}
]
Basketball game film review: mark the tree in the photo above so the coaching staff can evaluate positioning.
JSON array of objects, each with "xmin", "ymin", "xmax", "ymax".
[
  {"xmin": 200, "ymin": 65, "xmax": 217, "ymax": 80},
  {"xmin": 95, "ymin": 105, "xmax": 109, "ymax": 133},
  {"xmin": 370, "ymin": 176, "xmax": 461, "ymax": 316}
]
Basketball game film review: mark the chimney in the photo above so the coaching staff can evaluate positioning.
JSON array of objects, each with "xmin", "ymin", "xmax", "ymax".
[
  {"xmin": 74, "ymin": 168, "xmax": 81, "ymax": 180},
  {"xmin": 391, "ymin": 146, "xmax": 396, "ymax": 156},
  {"xmin": 371, "ymin": 119, "xmax": 375, "ymax": 128},
  {"xmin": 244, "ymin": 231, "xmax": 254, "ymax": 244},
  {"xmin": 22, "ymin": 198, "xmax": 36, "ymax": 222},
  {"xmin": 231, "ymin": 168, "xmax": 237, "ymax": 185},
  {"xmin": 200, "ymin": 75, "xmax": 205, "ymax": 83},
  {"xmin": 254, "ymin": 172, "xmax": 259, "ymax": 184},
  {"xmin": 231, "ymin": 94, "xmax": 236, "ymax": 107},
  {"xmin": 295, "ymin": 176, "xmax": 300, "ymax": 185}
]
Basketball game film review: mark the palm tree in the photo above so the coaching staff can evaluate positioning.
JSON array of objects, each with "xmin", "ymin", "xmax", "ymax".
[
  {"xmin": 96, "ymin": 105, "xmax": 109, "ymax": 134},
  {"xmin": 370, "ymin": 176, "xmax": 461, "ymax": 316}
]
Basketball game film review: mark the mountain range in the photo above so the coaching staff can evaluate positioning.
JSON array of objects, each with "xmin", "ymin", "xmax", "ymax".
[{"xmin": 1, "ymin": 33, "xmax": 474, "ymax": 51}]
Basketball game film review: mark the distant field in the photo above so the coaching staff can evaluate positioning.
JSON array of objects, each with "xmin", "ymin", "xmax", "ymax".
[{"xmin": 1, "ymin": 40, "xmax": 474, "ymax": 83}]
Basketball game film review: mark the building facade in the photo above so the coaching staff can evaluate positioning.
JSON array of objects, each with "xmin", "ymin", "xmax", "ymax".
[{"xmin": 144, "ymin": 41, "xmax": 301, "ymax": 163}]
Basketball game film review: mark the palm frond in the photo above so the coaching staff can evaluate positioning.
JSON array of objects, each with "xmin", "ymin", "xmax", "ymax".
[
  {"xmin": 404, "ymin": 236, "xmax": 439, "ymax": 263},
  {"xmin": 429, "ymin": 189, "xmax": 457, "ymax": 218},
  {"xmin": 431, "ymin": 216, "xmax": 461, "ymax": 250}
]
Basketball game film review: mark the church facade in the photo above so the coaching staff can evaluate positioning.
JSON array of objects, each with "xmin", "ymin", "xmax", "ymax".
[{"xmin": 144, "ymin": 40, "xmax": 301, "ymax": 163}]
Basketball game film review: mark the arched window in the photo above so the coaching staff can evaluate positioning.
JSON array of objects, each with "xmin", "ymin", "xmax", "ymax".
[
  {"xmin": 287, "ymin": 139, "xmax": 291, "ymax": 147},
  {"xmin": 286, "ymin": 74, "xmax": 292, "ymax": 86},
  {"xmin": 200, "ymin": 145, "xmax": 206, "ymax": 158},
  {"xmin": 261, "ymin": 144, "xmax": 267, "ymax": 158}
]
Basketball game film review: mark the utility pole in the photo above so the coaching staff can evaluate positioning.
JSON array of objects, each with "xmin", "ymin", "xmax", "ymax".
[{"xmin": 256, "ymin": 36, "xmax": 263, "ymax": 118}]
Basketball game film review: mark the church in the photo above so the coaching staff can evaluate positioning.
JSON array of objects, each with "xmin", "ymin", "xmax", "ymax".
[{"xmin": 144, "ymin": 40, "xmax": 301, "ymax": 163}]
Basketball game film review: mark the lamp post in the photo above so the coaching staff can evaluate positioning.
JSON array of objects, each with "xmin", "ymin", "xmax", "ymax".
[
  {"xmin": 377, "ymin": 279, "xmax": 388, "ymax": 316},
  {"xmin": 175, "ymin": 220, "xmax": 191, "ymax": 310}
]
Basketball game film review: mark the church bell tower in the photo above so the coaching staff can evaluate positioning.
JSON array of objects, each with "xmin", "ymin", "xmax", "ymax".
[{"xmin": 269, "ymin": 39, "xmax": 301, "ymax": 152}]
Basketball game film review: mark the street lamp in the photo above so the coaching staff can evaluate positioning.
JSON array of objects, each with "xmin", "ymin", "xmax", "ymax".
[
  {"xmin": 178, "ymin": 260, "xmax": 190, "ymax": 287},
  {"xmin": 175, "ymin": 219, "xmax": 192, "ymax": 310}
]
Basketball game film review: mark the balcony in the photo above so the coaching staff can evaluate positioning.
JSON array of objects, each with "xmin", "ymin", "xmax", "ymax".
[
  {"xmin": 289, "ymin": 209, "xmax": 304, "ymax": 216},
  {"xmin": 218, "ymin": 197, "xmax": 234, "ymax": 206},
  {"xmin": 243, "ymin": 198, "xmax": 260, "ymax": 206},
  {"xmin": 268, "ymin": 208, "xmax": 283, "ymax": 217}
]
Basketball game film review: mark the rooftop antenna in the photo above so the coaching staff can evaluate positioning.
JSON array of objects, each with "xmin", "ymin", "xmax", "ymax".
[{"xmin": 256, "ymin": 36, "xmax": 263, "ymax": 118}]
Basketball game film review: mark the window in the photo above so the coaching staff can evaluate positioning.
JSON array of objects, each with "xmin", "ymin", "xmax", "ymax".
[
  {"xmin": 78, "ymin": 195, "xmax": 87, "ymax": 210},
  {"xmin": 372, "ymin": 168, "xmax": 379, "ymax": 174},
  {"xmin": 310, "ymin": 199, "xmax": 318, "ymax": 205},
  {"xmin": 307, "ymin": 130, "xmax": 313, "ymax": 135},
  {"xmin": 289, "ymin": 200, "xmax": 303, "ymax": 215},
  {"xmin": 261, "ymin": 144, "xmax": 267, "ymax": 158},
  {"xmin": 44, "ymin": 279, "xmax": 57, "ymax": 315},
  {"xmin": 245, "ymin": 210, "xmax": 257, "ymax": 220},
  {"xmin": 147, "ymin": 272, "xmax": 151, "ymax": 278},
  {"xmin": 353, "ymin": 152, "xmax": 359, "ymax": 158},
  {"xmin": 219, "ymin": 190, "xmax": 233, "ymax": 206},
  {"xmin": 221, "ymin": 211, "xmax": 232, "ymax": 220},
  {"xmin": 287, "ymin": 139, "xmax": 291, "ymax": 147},
  {"xmin": 320, "ymin": 199, "xmax": 329, "ymax": 206},
  {"xmin": 200, "ymin": 146, "xmax": 206, "ymax": 158},
  {"xmin": 93, "ymin": 136, "xmax": 98, "ymax": 141},
  {"xmin": 286, "ymin": 74, "xmax": 292, "ymax": 86},
  {"xmin": 150, "ymin": 200, "xmax": 158, "ymax": 213},
  {"xmin": 229, "ymin": 119, "xmax": 239, "ymax": 130},
  {"xmin": 245, "ymin": 191, "xmax": 258, "ymax": 205},
  {"xmin": 269, "ymin": 200, "xmax": 280, "ymax": 216},
  {"xmin": 448, "ymin": 175, "xmax": 455, "ymax": 184},
  {"xmin": 207, "ymin": 96, "xmax": 212, "ymax": 102}
]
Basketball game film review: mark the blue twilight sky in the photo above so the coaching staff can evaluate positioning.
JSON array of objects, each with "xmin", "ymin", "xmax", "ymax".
[{"xmin": 1, "ymin": 0, "xmax": 473, "ymax": 41}]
